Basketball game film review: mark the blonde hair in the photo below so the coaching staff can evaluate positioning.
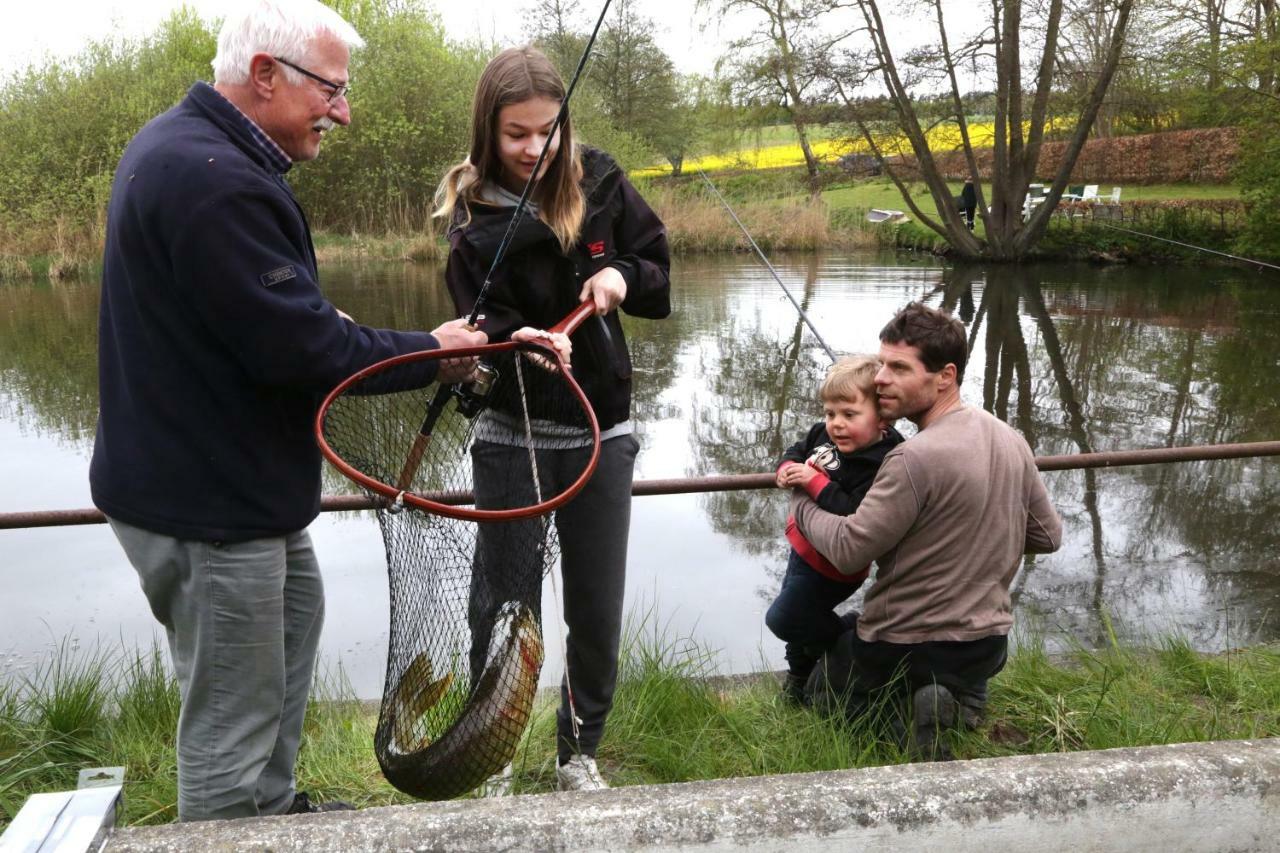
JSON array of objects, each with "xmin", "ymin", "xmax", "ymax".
[
  {"xmin": 820, "ymin": 355, "xmax": 879, "ymax": 403},
  {"xmin": 433, "ymin": 46, "xmax": 585, "ymax": 253}
]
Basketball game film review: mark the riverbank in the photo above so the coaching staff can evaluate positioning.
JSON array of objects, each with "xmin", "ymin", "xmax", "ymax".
[
  {"xmin": 0, "ymin": 178, "xmax": 1260, "ymax": 282},
  {"xmin": 3, "ymin": 632, "xmax": 1278, "ymax": 829}
]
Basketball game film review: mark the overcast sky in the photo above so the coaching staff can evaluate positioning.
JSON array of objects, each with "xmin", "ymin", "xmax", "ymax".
[{"xmin": 0, "ymin": 0, "xmax": 740, "ymax": 78}]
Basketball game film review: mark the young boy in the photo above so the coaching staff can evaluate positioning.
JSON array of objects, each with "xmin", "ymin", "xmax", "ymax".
[{"xmin": 767, "ymin": 355, "xmax": 904, "ymax": 704}]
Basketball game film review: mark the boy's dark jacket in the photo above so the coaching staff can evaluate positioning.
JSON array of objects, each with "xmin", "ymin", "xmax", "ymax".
[
  {"xmin": 779, "ymin": 422, "xmax": 906, "ymax": 583},
  {"xmin": 444, "ymin": 148, "xmax": 671, "ymax": 431},
  {"xmin": 90, "ymin": 82, "xmax": 441, "ymax": 542}
]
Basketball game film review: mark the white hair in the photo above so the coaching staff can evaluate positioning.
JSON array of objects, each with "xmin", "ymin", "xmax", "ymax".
[{"xmin": 212, "ymin": 0, "xmax": 364, "ymax": 85}]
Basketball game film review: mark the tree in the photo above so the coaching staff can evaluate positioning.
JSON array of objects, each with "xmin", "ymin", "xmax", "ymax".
[
  {"xmin": 524, "ymin": 0, "xmax": 589, "ymax": 74},
  {"xmin": 1231, "ymin": 0, "xmax": 1280, "ymax": 258},
  {"xmin": 697, "ymin": 0, "xmax": 856, "ymax": 187},
  {"xmin": 590, "ymin": 1, "xmax": 682, "ymax": 150},
  {"xmin": 829, "ymin": 0, "xmax": 1136, "ymax": 260},
  {"xmin": 1055, "ymin": 0, "xmax": 1165, "ymax": 137}
]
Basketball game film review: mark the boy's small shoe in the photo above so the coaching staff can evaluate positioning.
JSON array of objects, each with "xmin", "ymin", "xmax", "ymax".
[
  {"xmin": 286, "ymin": 792, "xmax": 355, "ymax": 814},
  {"xmin": 478, "ymin": 762, "xmax": 513, "ymax": 797},
  {"xmin": 556, "ymin": 755, "xmax": 609, "ymax": 791}
]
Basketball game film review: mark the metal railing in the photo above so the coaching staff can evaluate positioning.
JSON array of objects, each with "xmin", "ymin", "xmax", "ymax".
[{"xmin": 3, "ymin": 440, "xmax": 1278, "ymax": 532}]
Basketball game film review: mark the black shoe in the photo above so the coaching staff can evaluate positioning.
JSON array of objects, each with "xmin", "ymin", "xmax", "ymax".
[
  {"xmin": 287, "ymin": 792, "xmax": 355, "ymax": 814},
  {"xmin": 780, "ymin": 671, "xmax": 810, "ymax": 707},
  {"xmin": 911, "ymin": 684, "xmax": 958, "ymax": 761}
]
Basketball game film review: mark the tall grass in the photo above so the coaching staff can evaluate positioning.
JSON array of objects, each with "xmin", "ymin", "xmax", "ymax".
[
  {"xmin": 648, "ymin": 187, "xmax": 882, "ymax": 253},
  {"xmin": 3, "ymin": 631, "xmax": 1278, "ymax": 829}
]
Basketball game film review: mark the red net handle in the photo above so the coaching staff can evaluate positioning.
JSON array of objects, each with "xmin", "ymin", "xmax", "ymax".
[
  {"xmin": 549, "ymin": 301, "xmax": 596, "ymax": 336},
  {"xmin": 314, "ymin": 303, "xmax": 602, "ymax": 521}
]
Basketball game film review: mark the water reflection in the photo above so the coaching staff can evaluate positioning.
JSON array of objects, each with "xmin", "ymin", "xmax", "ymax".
[{"xmin": 1, "ymin": 255, "xmax": 1278, "ymax": 697}]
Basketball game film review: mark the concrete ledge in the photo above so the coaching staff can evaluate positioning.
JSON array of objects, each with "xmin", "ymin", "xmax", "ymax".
[{"xmin": 107, "ymin": 738, "xmax": 1280, "ymax": 852}]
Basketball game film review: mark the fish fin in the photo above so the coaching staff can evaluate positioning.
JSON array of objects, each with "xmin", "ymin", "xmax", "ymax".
[
  {"xmin": 412, "ymin": 672, "xmax": 455, "ymax": 715},
  {"xmin": 391, "ymin": 653, "xmax": 438, "ymax": 754},
  {"xmin": 401, "ymin": 652, "xmax": 436, "ymax": 687}
]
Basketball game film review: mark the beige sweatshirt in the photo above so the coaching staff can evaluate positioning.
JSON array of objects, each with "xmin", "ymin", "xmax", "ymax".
[{"xmin": 791, "ymin": 405, "xmax": 1062, "ymax": 644}]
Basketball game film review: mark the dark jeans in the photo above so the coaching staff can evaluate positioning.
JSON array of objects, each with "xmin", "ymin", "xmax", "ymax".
[
  {"xmin": 469, "ymin": 433, "xmax": 639, "ymax": 763},
  {"xmin": 765, "ymin": 550, "xmax": 860, "ymax": 679},
  {"xmin": 807, "ymin": 613, "xmax": 1007, "ymax": 724}
]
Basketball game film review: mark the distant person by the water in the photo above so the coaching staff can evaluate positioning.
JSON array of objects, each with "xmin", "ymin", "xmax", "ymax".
[
  {"xmin": 768, "ymin": 355, "xmax": 904, "ymax": 705},
  {"xmin": 88, "ymin": 0, "xmax": 486, "ymax": 822},
  {"xmin": 792, "ymin": 302, "xmax": 1062, "ymax": 758},
  {"xmin": 958, "ymin": 179, "xmax": 977, "ymax": 230}
]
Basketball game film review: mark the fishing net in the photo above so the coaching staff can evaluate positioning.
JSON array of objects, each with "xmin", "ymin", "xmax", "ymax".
[{"xmin": 315, "ymin": 313, "xmax": 599, "ymax": 800}]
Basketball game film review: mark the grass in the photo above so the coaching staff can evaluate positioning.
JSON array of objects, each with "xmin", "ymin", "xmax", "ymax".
[
  {"xmin": 2, "ymin": 628, "xmax": 1279, "ymax": 828},
  {"xmin": 646, "ymin": 186, "xmax": 882, "ymax": 254}
]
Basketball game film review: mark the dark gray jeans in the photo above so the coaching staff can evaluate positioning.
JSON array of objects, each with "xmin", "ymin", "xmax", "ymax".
[
  {"xmin": 469, "ymin": 433, "xmax": 639, "ymax": 764},
  {"xmin": 107, "ymin": 517, "xmax": 323, "ymax": 821}
]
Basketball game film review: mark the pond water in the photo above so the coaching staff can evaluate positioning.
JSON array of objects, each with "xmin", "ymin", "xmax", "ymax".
[{"xmin": 2, "ymin": 252, "xmax": 1278, "ymax": 699}]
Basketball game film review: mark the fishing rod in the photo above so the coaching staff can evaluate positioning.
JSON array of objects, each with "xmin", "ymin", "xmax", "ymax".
[
  {"xmin": 396, "ymin": 0, "xmax": 612, "ymax": 493},
  {"xmin": 1095, "ymin": 222, "xmax": 1280, "ymax": 273},
  {"xmin": 695, "ymin": 166, "xmax": 838, "ymax": 362}
]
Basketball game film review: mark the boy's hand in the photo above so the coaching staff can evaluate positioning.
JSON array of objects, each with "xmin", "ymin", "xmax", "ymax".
[{"xmin": 776, "ymin": 462, "xmax": 819, "ymax": 490}]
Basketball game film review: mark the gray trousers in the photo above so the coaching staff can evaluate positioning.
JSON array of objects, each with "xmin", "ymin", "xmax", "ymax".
[
  {"xmin": 107, "ymin": 517, "xmax": 324, "ymax": 822},
  {"xmin": 469, "ymin": 433, "xmax": 638, "ymax": 763}
]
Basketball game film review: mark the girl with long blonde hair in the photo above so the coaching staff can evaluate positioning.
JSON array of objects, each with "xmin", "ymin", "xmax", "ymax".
[{"xmin": 436, "ymin": 45, "xmax": 671, "ymax": 794}]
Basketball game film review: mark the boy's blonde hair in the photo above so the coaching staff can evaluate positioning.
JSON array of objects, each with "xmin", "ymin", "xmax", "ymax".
[{"xmin": 819, "ymin": 355, "xmax": 878, "ymax": 403}]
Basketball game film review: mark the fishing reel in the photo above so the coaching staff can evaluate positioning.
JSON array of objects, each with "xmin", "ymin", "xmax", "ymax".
[{"xmin": 452, "ymin": 361, "xmax": 498, "ymax": 419}]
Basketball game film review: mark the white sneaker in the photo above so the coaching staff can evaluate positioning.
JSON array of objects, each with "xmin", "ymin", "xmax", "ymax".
[
  {"xmin": 556, "ymin": 755, "xmax": 609, "ymax": 791},
  {"xmin": 478, "ymin": 762, "xmax": 513, "ymax": 797}
]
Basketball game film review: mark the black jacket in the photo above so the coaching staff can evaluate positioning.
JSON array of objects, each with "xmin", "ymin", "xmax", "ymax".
[
  {"xmin": 780, "ymin": 422, "xmax": 906, "ymax": 515},
  {"xmin": 444, "ymin": 148, "xmax": 671, "ymax": 431},
  {"xmin": 779, "ymin": 422, "xmax": 905, "ymax": 582},
  {"xmin": 90, "ymin": 82, "xmax": 442, "ymax": 542}
]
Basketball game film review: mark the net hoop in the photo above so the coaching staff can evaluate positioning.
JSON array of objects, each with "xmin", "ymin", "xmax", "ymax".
[{"xmin": 314, "ymin": 307, "xmax": 601, "ymax": 521}]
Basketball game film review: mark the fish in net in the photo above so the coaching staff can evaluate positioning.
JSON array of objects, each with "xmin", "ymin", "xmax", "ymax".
[{"xmin": 315, "ymin": 307, "xmax": 599, "ymax": 800}]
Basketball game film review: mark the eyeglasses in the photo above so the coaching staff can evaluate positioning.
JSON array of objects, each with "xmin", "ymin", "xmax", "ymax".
[{"xmin": 273, "ymin": 56, "xmax": 349, "ymax": 103}]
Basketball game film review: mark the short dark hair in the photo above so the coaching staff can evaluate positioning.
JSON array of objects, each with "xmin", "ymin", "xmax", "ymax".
[{"xmin": 879, "ymin": 302, "xmax": 967, "ymax": 384}]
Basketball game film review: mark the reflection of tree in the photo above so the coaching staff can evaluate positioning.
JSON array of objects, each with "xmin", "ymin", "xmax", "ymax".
[
  {"xmin": 979, "ymin": 268, "xmax": 1034, "ymax": 442},
  {"xmin": 0, "ymin": 280, "xmax": 100, "ymax": 445},
  {"xmin": 687, "ymin": 256, "xmax": 829, "ymax": 601},
  {"xmin": 1010, "ymin": 267, "xmax": 1280, "ymax": 650},
  {"xmin": 1021, "ymin": 277, "xmax": 1108, "ymax": 636},
  {"xmin": 620, "ymin": 255, "xmax": 695, "ymax": 431}
]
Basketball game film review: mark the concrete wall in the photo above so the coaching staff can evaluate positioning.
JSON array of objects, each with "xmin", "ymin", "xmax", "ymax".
[{"xmin": 107, "ymin": 738, "xmax": 1280, "ymax": 852}]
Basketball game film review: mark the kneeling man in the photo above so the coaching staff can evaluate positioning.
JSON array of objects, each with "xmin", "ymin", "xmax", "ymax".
[{"xmin": 792, "ymin": 302, "xmax": 1062, "ymax": 757}]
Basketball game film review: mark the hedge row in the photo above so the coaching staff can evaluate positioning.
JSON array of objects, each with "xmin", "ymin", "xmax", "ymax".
[{"xmin": 925, "ymin": 127, "xmax": 1240, "ymax": 185}]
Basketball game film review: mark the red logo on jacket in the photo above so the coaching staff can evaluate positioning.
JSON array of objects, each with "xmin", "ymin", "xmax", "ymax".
[{"xmin": 587, "ymin": 240, "xmax": 606, "ymax": 259}]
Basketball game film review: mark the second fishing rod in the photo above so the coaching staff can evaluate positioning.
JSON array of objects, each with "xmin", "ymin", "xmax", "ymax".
[{"xmin": 695, "ymin": 167, "xmax": 839, "ymax": 364}]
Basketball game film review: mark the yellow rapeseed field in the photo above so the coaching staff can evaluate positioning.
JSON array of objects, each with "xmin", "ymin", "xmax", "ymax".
[{"xmin": 635, "ymin": 121, "xmax": 1008, "ymax": 177}]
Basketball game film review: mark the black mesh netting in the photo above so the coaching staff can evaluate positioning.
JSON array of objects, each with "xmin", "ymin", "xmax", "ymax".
[{"xmin": 317, "ymin": 341, "xmax": 598, "ymax": 800}]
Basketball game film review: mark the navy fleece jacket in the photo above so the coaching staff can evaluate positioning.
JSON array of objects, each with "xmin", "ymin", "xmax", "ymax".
[{"xmin": 90, "ymin": 82, "xmax": 441, "ymax": 541}]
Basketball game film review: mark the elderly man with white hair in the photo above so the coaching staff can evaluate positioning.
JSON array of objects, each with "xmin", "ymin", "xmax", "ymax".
[{"xmin": 89, "ymin": 0, "xmax": 487, "ymax": 821}]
